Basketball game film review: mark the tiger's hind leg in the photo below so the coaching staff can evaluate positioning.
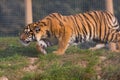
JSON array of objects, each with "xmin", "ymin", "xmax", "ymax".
[
  {"xmin": 89, "ymin": 43, "xmax": 106, "ymax": 50},
  {"xmin": 108, "ymin": 42, "xmax": 119, "ymax": 52},
  {"xmin": 117, "ymin": 42, "xmax": 120, "ymax": 52}
]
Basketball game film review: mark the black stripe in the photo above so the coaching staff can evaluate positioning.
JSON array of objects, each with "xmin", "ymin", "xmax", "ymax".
[
  {"xmin": 76, "ymin": 14, "xmax": 87, "ymax": 39},
  {"xmin": 82, "ymin": 14, "xmax": 91, "ymax": 39},
  {"xmin": 106, "ymin": 30, "xmax": 111, "ymax": 42},
  {"xmin": 74, "ymin": 16, "xmax": 81, "ymax": 35},
  {"xmin": 57, "ymin": 13, "xmax": 62, "ymax": 19},
  {"xmin": 76, "ymin": 15, "xmax": 87, "ymax": 39},
  {"xmin": 83, "ymin": 14, "xmax": 95, "ymax": 39},
  {"xmin": 104, "ymin": 12, "xmax": 113, "ymax": 28},
  {"xmin": 70, "ymin": 16, "xmax": 79, "ymax": 36},
  {"xmin": 103, "ymin": 20, "xmax": 107, "ymax": 41},
  {"xmin": 110, "ymin": 30, "xmax": 117, "ymax": 42},
  {"xmin": 97, "ymin": 11, "xmax": 102, "ymax": 39},
  {"xmin": 46, "ymin": 18, "xmax": 54, "ymax": 36},
  {"xmin": 78, "ymin": 14, "xmax": 88, "ymax": 35},
  {"xmin": 51, "ymin": 13, "xmax": 61, "ymax": 22},
  {"xmin": 87, "ymin": 12, "xmax": 99, "ymax": 38},
  {"xmin": 86, "ymin": 13, "xmax": 97, "ymax": 38},
  {"xmin": 105, "ymin": 11, "xmax": 113, "ymax": 20},
  {"xmin": 100, "ymin": 12, "xmax": 106, "ymax": 40},
  {"xmin": 99, "ymin": 21, "xmax": 102, "ymax": 40},
  {"xmin": 113, "ymin": 18, "xmax": 117, "ymax": 24},
  {"xmin": 82, "ymin": 13, "xmax": 94, "ymax": 25}
]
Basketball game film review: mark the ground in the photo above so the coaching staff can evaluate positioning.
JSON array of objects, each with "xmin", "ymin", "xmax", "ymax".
[{"xmin": 0, "ymin": 37, "xmax": 120, "ymax": 80}]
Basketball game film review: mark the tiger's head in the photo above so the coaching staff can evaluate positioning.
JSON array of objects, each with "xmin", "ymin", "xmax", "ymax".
[
  {"xmin": 19, "ymin": 20, "xmax": 51, "ymax": 46},
  {"xmin": 19, "ymin": 23, "xmax": 37, "ymax": 46}
]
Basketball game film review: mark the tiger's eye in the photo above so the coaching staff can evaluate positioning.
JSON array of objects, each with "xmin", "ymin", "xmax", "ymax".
[{"xmin": 35, "ymin": 27, "xmax": 41, "ymax": 33}]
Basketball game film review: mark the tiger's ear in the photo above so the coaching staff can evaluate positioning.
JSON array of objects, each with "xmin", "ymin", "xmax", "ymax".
[{"xmin": 35, "ymin": 26, "xmax": 40, "ymax": 33}]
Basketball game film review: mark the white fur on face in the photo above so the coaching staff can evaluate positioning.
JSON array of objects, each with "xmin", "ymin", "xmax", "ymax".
[{"xmin": 19, "ymin": 39, "xmax": 30, "ymax": 46}]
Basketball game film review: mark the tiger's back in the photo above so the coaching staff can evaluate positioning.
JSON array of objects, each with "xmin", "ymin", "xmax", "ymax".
[{"xmin": 60, "ymin": 11, "xmax": 120, "ymax": 43}]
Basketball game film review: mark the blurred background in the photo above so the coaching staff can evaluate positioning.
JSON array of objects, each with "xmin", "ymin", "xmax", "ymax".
[{"xmin": 0, "ymin": 0, "xmax": 120, "ymax": 36}]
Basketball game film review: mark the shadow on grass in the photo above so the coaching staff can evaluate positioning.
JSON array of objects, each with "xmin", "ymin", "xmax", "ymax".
[
  {"xmin": 0, "ymin": 45, "xmax": 40, "ymax": 58},
  {"xmin": 0, "ymin": 37, "xmax": 41, "ymax": 58},
  {"xmin": 0, "ymin": 37, "xmax": 58, "ymax": 59}
]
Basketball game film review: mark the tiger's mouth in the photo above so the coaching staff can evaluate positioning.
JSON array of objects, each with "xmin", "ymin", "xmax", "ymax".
[{"xmin": 19, "ymin": 39, "xmax": 31, "ymax": 46}]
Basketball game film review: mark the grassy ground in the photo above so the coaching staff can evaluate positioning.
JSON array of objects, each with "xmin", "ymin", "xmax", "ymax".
[{"xmin": 0, "ymin": 37, "xmax": 120, "ymax": 80}]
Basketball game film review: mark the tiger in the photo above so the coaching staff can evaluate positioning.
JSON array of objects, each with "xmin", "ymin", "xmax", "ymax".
[
  {"xmin": 19, "ymin": 10, "xmax": 120, "ymax": 55},
  {"xmin": 36, "ymin": 38, "xmax": 54, "ymax": 54}
]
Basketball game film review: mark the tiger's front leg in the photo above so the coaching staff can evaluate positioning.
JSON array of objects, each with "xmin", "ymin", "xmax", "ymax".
[
  {"xmin": 53, "ymin": 30, "xmax": 72, "ymax": 55},
  {"xmin": 53, "ymin": 38, "xmax": 70, "ymax": 55},
  {"xmin": 53, "ymin": 36, "xmax": 71, "ymax": 55}
]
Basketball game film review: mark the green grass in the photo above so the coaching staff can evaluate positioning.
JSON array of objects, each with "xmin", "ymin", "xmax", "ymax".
[{"xmin": 0, "ymin": 37, "xmax": 120, "ymax": 80}]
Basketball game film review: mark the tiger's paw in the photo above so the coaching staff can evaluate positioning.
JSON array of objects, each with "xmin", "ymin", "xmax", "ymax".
[
  {"xmin": 53, "ymin": 50, "xmax": 64, "ymax": 55},
  {"xmin": 110, "ymin": 49, "xmax": 120, "ymax": 53},
  {"xmin": 89, "ymin": 44, "xmax": 105, "ymax": 51},
  {"xmin": 89, "ymin": 47, "xmax": 97, "ymax": 51}
]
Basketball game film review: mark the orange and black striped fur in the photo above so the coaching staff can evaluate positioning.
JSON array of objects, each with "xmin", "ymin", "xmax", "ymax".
[{"xmin": 20, "ymin": 11, "xmax": 120, "ymax": 55}]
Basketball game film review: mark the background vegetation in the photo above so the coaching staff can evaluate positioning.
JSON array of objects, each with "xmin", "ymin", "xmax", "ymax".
[{"xmin": 0, "ymin": 0, "xmax": 120, "ymax": 36}]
